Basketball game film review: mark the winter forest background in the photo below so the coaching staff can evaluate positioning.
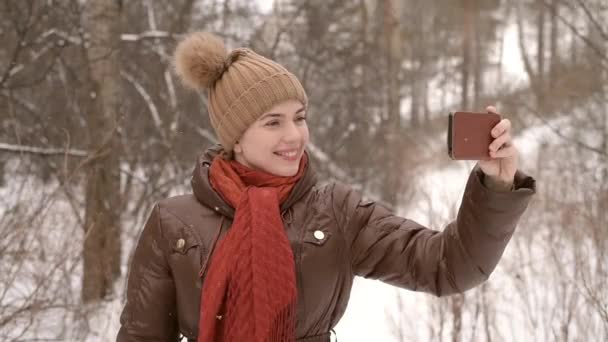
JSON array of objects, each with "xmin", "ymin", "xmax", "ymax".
[{"xmin": 0, "ymin": 0, "xmax": 606, "ymax": 341}]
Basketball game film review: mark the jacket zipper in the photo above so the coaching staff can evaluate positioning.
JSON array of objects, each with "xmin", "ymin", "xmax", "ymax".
[{"xmin": 198, "ymin": 216, "xmax": 224, "ymax": 278}]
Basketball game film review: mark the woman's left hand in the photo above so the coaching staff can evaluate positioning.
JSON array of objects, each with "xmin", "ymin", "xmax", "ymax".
[{"xmin": 478, "ymin": 106, "xmax": 519, "ymax": 186}]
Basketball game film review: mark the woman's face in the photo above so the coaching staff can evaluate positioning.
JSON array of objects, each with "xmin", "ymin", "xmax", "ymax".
[{"xmin": 233, "ymin": 99, "xmax": 309, "ymax": 177}]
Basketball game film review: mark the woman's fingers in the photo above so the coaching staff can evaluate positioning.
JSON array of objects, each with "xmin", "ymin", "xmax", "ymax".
[
  {"xmin": 486, "ymin": 105, "xmax": 498, "ymax": 114},
  {"xmin": 491, "ymin": 118, "xmax": 511, "ymax": 138},
  {"xmin": 489, "ymin": 132, "xmax": 511, "ymax": 152},
  {"xmin": 490, "ymin": 144, "xmax": 516, "ymax": 158}
]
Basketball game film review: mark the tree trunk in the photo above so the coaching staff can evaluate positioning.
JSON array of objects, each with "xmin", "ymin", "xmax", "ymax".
[
  {"xmin": 586, "ymin": 11, "xmax": 604, "ymax": 91},
  {"xmin": 569, "ymin": 5, "xmax": 578, "ymax": 64},
  {"xmin": 81, "ymin": 0, "xmax": 122, "ymax": 302},
  {"xmin": 423, "ymin": 78, "xmax": 430, "ymax": 124},
  {"xmin": 410, "ymin": 2, "xmax": 423, "ymax": 128},
  {"xmin": 451, "ymin": 293, "xmax": 464, "ymax": 342},
  {"xmin": 482, "ymin": 283, "xmax": 493, "ymax": 342},
  {"xmin": 461, "ymin": 0, "xmax": 473, "ymax": 110},
  {"xmin": 549, "ymin": 0, "xmax": 558, "ymax": 87},
  {"xmin": 536, "ymin": 0, "xmax": 546, "ymax": 107},
  {"xmin": 380, "ymin": 0, "xmax": 403, "ymax": 206},
  {"xmin": 222, "ymin": 0, "xmax": 231, "ymax": 32},
  {"xmin": 516, "ymin": 1, "xmax": 540, "ymax": 100},
  {"xmin": 473, "ymin": 5, "xmax": 483, "ymax": 109}
]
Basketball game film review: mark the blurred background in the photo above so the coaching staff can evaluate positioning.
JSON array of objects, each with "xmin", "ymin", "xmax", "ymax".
[{"xmin": 0, "ymin": 0, "xmax": 606, "ymax": 341}]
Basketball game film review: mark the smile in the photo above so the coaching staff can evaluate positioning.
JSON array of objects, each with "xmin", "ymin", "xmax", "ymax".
[{"xmin": 274, "ymin": 149, "xmax": 299, "ymax": 161}]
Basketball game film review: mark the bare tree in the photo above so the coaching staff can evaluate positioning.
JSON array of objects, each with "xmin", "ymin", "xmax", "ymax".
[{"xmin": 80, "ymin": 0, "xmax": 123, "ymax": 302}]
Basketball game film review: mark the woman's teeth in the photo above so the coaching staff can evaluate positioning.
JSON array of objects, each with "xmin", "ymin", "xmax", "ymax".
[{"xmin": 275, "ymin": 151, "xmax": 297, "ymax": 158}]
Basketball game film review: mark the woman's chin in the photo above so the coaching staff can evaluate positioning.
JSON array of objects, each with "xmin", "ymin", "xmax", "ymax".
[
  {"xmin": 265, "ymin": 163, "xmax": 299, "ymax": 177},
  {"xmin": 271, "ymin": 168, "xmax": 298, "ymax": 177},
  {"xmin": 267, "ymin": 154, "xmax": 302, "ymax": 176}
]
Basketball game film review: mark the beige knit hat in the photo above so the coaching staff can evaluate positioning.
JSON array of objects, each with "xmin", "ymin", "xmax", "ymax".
[{"xmin": 173, "ymin": 32, "xmax": 308, "ymax": 151}]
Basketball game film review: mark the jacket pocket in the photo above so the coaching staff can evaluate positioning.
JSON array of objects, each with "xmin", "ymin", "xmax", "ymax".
[
  {"xmin": 168, "ymin": 226, "xmax": 202, "ymax": 255},
  {"xmin": 302, "ymin": 227, "xmax": 332, "ymax": 246}
]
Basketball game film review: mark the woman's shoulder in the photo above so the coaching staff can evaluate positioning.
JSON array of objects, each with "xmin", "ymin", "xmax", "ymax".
[
  {"xmin": 154, "ymin": 194, "xmax": 218, "ymax": 231},
  {"xmin": 310, "ymin": 181, "xmax": 382, "ymax": 211},
  {"xmin": 157, "ymin": 194, "xmax": 210, "ymax": 212},
  {"xmin": 157, "ymin": 193, "xmax": 202, "ymax": 208},
  {"xmin": 308, "ymin": 181, "xmax": 361, "ymax": 207}
]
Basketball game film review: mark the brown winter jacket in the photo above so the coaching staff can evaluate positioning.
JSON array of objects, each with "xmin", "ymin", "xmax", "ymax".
[{"xmin": 116, "ymin": 145, "xmax": 536, "ymax": 342}]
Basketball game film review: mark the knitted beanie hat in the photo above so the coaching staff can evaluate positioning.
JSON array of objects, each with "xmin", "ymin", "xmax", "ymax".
[{"xmin": 173, "ymin": 32, "xmax": 308, "ymax": 151}]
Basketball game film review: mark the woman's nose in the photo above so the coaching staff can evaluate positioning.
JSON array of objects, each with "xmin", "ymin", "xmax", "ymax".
[{"xmin": 282, "ymin": 122, "xmax": 302, "ymax": 142}]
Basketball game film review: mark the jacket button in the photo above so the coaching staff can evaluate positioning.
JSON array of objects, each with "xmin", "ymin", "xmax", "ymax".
[
  {"xmin": 176, "ymin": 238, "xmax": 185, "ymax": 250},
  {"xmin": 313, "ymin": 230, "xmax": 325, "ymax": 240},
  {"xmin": 214, "ymin": 206, "xmax": 220, "ymax": 212}
]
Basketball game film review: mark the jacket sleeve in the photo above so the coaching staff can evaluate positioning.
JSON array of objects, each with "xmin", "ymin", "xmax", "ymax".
[
  {"xmin": 335, "ymin": 165, "xmax": 536, "ymax": 297},
  {"xmin": 116, "ymin": 204, "xmax": 180, "ymax": 341}
]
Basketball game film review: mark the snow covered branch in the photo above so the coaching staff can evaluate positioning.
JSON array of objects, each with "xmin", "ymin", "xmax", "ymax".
[
  {"xmin": 120, "ymin": 70, "xmax": 167, "ymax": 141},
  {"xmin": 0, "ymin": 143, "xmax": 87, "ymax": 157},
  {"xmin": 121, "ymin": 30, "xmax": 179, "ymax": 42},
  {"xmin": 40, "ymin": 28, "xmax": 179, "ymax": 45}
]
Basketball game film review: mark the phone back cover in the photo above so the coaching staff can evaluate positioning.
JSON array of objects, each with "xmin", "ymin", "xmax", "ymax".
[{"xmin": 450, "ymin": 112, "xmax": 501, "ymax": 160}]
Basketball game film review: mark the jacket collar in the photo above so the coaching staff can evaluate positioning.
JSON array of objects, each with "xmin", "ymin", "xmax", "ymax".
[{"xmin": 190, "ymin": 144, "xmax": 318, "ymax": 218}]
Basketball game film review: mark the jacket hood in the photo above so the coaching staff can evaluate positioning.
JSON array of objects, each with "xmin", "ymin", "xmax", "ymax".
[{"xmin": 190, "ymin": 144, "xmax": 318, "ymax": 218}]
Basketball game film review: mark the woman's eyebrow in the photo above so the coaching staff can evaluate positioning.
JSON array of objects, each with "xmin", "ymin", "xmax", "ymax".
[
  {"xmin": 259, "ymin": 113, "xmax": 283, "ymax": 120},
  {"xmin": 258, "ymin": 107, "xmax": 306, "ymax": 120}
]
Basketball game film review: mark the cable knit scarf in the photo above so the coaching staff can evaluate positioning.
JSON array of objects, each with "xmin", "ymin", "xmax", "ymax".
[{"xmin": 197, "ymin": 154, "xmax": 308, "ymax": 342}]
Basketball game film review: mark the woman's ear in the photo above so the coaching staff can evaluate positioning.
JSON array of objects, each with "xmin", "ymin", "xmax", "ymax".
[{"xmin": 233, "ymin": 140, "xmax": 242, "ymax": 154}]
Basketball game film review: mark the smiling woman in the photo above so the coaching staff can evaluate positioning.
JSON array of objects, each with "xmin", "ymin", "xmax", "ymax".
[
  {"xmin": 234, "ymin": 100, "xmax": 309, "ymax": 176},
  {"xmin": 116, "ymin": 31, "xmax": 536, "ymax": 342}
]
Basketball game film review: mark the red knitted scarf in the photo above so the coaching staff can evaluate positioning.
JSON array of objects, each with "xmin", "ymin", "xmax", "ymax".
[{"xmin": 197, "ymin": 154, "xmax": 307, "ymax": 342}]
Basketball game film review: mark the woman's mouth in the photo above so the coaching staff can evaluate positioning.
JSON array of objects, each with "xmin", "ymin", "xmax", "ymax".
[{"xmin": 274, "ymin": 149, "xmax": 299, "ymax": 161}]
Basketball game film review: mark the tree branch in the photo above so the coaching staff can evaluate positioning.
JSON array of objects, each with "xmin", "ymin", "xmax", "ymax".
[
  {"xmin": 544, "ymin": 0, "xmax": 608, "ymax": 64},
  {"xmin": 517, "ymin": 101, "xmax": 607, "ymax": 157},
  {"xmin": 0, "ymin": 143, "xmax": 87, "ymax": 157},
  {"xmin": 571, "ymin": 0, "xmax": 608, "ymax": 42},
  {"xmin": 120, "ymin": 70, "xmax": 168, "ymax": 145}
]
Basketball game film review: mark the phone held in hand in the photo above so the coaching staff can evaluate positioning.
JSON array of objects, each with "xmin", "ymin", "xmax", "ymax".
[{"xmin": 447, "ymin": 111, "xmax": 501, "ymax": 160}]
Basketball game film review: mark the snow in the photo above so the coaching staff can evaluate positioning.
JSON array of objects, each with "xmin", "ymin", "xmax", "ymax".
[
  {"xmin": 256, "ymin": 0, "xmax": 274, "ymax": 14},
  {"xmin": 500, "ymin": 22, "xmax": 526, "ymax": 84}
]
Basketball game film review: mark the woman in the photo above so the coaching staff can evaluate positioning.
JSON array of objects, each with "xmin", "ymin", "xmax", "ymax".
[{"xmin": 116, "ymin": 32, "xmax": 536, "ymax": 342}]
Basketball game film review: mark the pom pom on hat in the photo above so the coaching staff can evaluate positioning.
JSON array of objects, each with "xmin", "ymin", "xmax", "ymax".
[{"xmin": 173, "ymin": 31, "xmax": 228, "ymax": 90}]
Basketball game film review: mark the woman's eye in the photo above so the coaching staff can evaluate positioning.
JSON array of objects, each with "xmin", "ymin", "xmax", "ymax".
[
  {"xmin": 265, "ymin": 120, "xmax": 280, "ymax": 127},
  {"xmin": 296, "ymin": 116, "xmax": 307, "ymax": 122}
]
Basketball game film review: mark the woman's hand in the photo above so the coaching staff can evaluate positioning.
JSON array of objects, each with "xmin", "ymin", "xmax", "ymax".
[{"xmin": 478, "ymin": 106, "xmax": 519, "ymax": 188}]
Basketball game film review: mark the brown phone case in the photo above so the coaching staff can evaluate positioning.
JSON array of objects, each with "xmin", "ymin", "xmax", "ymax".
[{"xmin": 448, "ymin": 111, "xmax": 501, "ymax": 160}]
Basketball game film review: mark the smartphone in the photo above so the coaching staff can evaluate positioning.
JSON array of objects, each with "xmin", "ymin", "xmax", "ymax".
[{"xmin": 447, "ymin": 111, "xmax": 501, "ymax": 160}]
